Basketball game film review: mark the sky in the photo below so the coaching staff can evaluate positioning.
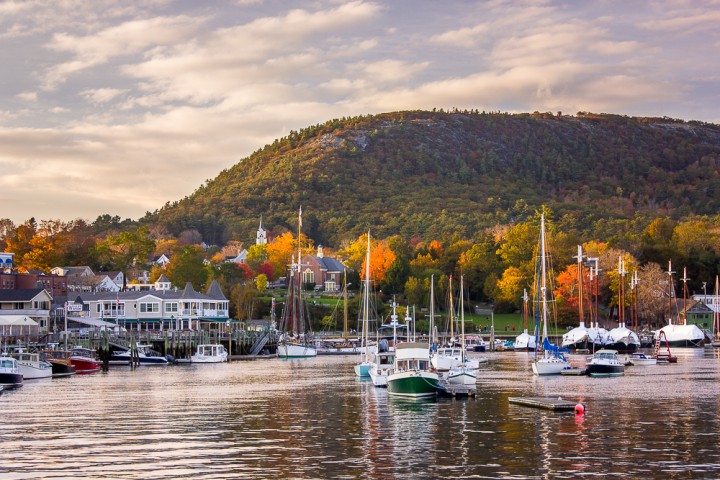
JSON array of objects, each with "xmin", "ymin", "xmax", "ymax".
[{"xmin": 1, "ymin": 0, "xmax": 719, "ymax": 225}]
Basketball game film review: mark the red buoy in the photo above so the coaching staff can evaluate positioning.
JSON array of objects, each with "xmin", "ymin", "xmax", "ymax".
[{"xmin": 574, "ymin": 403, "xmax": 585, "ymax": 415}]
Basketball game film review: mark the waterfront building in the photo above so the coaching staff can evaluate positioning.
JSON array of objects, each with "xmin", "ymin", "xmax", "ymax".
[
  {"xmin": 0, "ymin": 287, "xmax": 52, "ymax": 332},
  {"xmin": 66, "ymin": 278, "xmax": 229, "ymax": 331}
]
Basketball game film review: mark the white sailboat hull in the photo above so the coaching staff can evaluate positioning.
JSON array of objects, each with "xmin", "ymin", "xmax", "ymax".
[
  {"xmin": 447, "ymin": 366, "xmax": 477, "ymax": 385},
  {"xmin": 277, "ymin": 342, "xmax": 317, "ymax": 358},
  {"xmin": 532, "ymin": 357, "xmax": 570, "ymax": 375}
]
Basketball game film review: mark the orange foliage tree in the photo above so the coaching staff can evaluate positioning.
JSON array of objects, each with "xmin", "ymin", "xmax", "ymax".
[{"xmin": 266, "ymin": 232, "xmax": 314, "ymax": 279}]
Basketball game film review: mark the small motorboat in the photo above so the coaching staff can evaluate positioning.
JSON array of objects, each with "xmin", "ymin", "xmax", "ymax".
[
  {"xmin": 110, "ymin": 344, "xmax": 168, "ymax": 365},
  {"xmin": 10, "ymin": 350, "xmax": 52, "ymax": 379},
  {"xmin": 41, "ymin": 351, "xmax": 77, "ymax": 377},
  {"xmin": 369, "ymin": 350, "xmax": 395, "ymax": 387},
  {"xmin": 176, "ymin": 344, "xmax": 228, "ymax": 364},
  {"xmin": 628, "ymin": 352, "xmax": 657, "ymax": 366},
  {"xmin": 69, "ymin": 347, "xmax": 102, "ymax": 374},
  {"xmin": 464, "ymin": 336, "xmax": 487, "ymax": 352},
  {"xmin": 586, "ymin": 349, "xmax": 625, "ymax": 377},
  {"xmin": 0, "ymin": 355, "xmax": 24, "ymax": 389}
]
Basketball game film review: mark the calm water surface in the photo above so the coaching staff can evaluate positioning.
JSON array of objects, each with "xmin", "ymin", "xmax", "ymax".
[{"xmin": 2, "ymin": 348, "xmax": 720, "ymax": 479}]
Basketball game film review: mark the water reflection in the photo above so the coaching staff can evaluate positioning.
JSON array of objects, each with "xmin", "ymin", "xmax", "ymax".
[{"xmin": 1, "ymin": 350, "xmax": 720, "ymax": 478}]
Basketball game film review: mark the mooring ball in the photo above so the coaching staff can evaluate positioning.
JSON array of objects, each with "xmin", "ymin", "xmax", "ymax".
[{"xmin": 574, "ymin": 403, "xmax": 585, "ymax": 415}]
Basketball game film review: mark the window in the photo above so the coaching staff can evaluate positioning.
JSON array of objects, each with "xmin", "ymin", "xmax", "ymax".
[
  {"xmin": 302, "ymin": 269, "xmax": 315, "ymax": 285},
  {"xmin": 140, "ymin": 303, "xmax": 160, "ymax": 313},
  {"xmin": 165, "ymin": 303, "xmax": 178, "ymax": 313}
]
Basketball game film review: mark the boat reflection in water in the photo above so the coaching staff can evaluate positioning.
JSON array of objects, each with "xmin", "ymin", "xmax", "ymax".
[{"xmin": 1, "ymin": 349, "xmax": 720, "ymax": 478}]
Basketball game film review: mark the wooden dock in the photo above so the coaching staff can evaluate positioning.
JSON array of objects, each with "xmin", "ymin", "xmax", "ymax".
[
  {"xmin": 560, "ymin": 368, "xmax": 587, "ymax": 376},
  {"xmin": 436, "ymin": 380, "xmax": 477, "ymax": 397},
  {"xmin": 509, "ymin": 397, "xmax": 579, "ymax": 411}
]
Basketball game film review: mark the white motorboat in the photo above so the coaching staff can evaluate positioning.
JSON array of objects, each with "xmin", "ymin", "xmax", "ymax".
[
  {"xmin": 177, "ymin": 344, "xmax": 228, "ymax": 363},
  {"xmin": 586, "ymin": 349, "xmax": 625, "ymax": 377},
  {"xmin": 10, "ymin": 350, "xmax": 52, "ymax": 380},
  {"xmin": 628, "ymin": 352, "xmax": 657, "ymax": 366},
  {"xmin": 0, "ymin": 355, "xmax": 23, "ymax": 388},
  {"xmin": 464, "ymin": 336, "xmax": 487, "ymax": 352},
  {"xmin": 368, "ymin": 350, "xmax": 395, "ymax": 387},
  {"xmin": 432, "ymin": 347, "xmax": 481, "ymax": 371}
]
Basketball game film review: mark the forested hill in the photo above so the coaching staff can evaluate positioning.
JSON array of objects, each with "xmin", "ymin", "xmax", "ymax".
[{"xmin": 149, "ymin": 110, "xmax": 720, "ymax": 247}]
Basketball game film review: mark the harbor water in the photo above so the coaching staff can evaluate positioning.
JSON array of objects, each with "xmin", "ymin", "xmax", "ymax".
[{"xmin": 2, "ymin": 348, "xmax": 720, "ymax": 479}]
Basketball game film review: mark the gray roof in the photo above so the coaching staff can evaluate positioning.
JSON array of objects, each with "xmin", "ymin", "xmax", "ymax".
[
  {"xmin": 157, "ymin": 273, "xmax": 170, "ymax": 283},
  {"xmin": 206, "ymin": 279, "xmax": 227, "ymax": 301},
  {"xmin": 180, "ymin": 282, "xmax": 197, "ymax": 299},
  {"xmin": 0, "ymin": 288, "xmax": 47, "ymax": 301},
  {"xmin": 313, "ymin": 256, "xmax": 348, "ymax": 272},
  {"xmin": 68, "ymin": 287, "xmax": 221, "ymax": 303}
]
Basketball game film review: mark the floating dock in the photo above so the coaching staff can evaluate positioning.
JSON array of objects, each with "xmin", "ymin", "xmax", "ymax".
[
  {"xmin": 437, "ymin": 380, "xmax": 477, "ymax": 397},
  {"xmin": 509, "ymin": 397, "xmax": 578, "ymax": 411},
  {"xmin": 560, "ymin": 368, "xmax": 587, "ymax": 376}
]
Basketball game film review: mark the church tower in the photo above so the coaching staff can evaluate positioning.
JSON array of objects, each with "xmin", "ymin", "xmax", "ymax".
[{"xmin": 256, "ymin": 216, "xmax": 267, "ymax": 245}]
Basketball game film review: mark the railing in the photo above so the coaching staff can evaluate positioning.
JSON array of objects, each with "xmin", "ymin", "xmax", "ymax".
[
  {"xmin": 2, "ymin": 309, "xmax": 49, "ymax": 316},
  {"xmin": 179, "ymin": 309, "xmax": 228, "ymax": 317}
]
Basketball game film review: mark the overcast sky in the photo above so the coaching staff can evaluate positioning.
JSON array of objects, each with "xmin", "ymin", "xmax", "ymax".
[{"xmin": 1, "ymin": 0, "xmax": 718, "ymax": 225}]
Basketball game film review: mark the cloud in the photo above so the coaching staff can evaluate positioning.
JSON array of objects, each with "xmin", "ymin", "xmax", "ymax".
[
  {"xmin": 16, "ymin": 91, "xmax": 38, "ymax": 102},
  {"xmin": 1, "ymin": 0, "xmax": 719, "ymax": 224},
  {"xmin": 430, "ymin": 24, "xmax": 489, "ymax": 48},
  {"xmin": 41, "ymin": 15, "xmax": 205, "ymax": 90},
  {"xmin": 81, "ymin": 88, "xmax": 127, "ymax": 104}
]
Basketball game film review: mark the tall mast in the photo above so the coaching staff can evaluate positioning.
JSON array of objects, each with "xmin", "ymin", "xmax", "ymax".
[
  {"xmin": 297, "ymin": 207, "xmax": 303, "ymax": 335},
  {"xmin": 522, "ymin": 288, "xmax": 529, "ymax": 334},
  {"xmin": 681, "ymin": 267, "xmax": 690, "ymax": 326},
  {"xmin": 430, "ymin": 274, "xmax": 435, "ymax": 347},
  {"xmin": 667, "ymin": 260, "xmax": 675, "ymax": 324},
  {"xmin": 460, "ymin": 274, "xmax": 466, "ymax": 361},
  {"xmin": 715, "ymin": 276, "xmax": 719, "ymax": 341},
  {"xmin": 362, "ymin": 232, "xmax": 371, "ymax": 359},
  {"xmin": 617, "ymin": 256, "xmax": 625, "ymax": 328},
  {"xmin": 574, "ymin": 245, "xmax": 585, "ymax": 327},
  {"xmin": 448, "ymin": 275, "xmax": 455, "ymax": 344},
  {"xmin": 343, "ymin": 269, "xmax": 348, "ymax": 340},
  {"xmin": 540, "ymin": 214, "xmax": 548, "ymax": 342}
]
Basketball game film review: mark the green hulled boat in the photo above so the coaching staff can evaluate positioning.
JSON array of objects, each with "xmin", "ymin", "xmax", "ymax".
[{"xmin": 387, "ymin": 342, "xmax": 438, "ymax": 398}]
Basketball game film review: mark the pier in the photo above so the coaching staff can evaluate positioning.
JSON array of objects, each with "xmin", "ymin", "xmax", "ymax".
[{"xmin": 509, "ymin": 397, "xmax": 579, "ymax": 411}]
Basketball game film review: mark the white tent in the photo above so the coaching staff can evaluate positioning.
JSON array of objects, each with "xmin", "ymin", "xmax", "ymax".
[{"xmin": 0, "ymin": 315, "xmax": 39, "ymax": 336}]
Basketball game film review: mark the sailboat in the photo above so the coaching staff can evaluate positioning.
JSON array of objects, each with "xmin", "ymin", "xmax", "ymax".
[
  {"xmin": 431, "ymin": 275, "xmax": 481, "ymax": 371},
  {"xmin": 369, "ymin": 299, "xmax": 399, "ymax": 387},
  {"xmin": 277, "ymin": 207, "xmax": 317, "ymax": 359},
  {"xmin": 514, "ymin": 289, "xmax": 537, "ymax": 351},
  {"xmin": 355, "ymin": 232, "xmax": 373, "ymax": 377},
  {"xmin": 604, "ymin": 256, "xmax": 640, "ymax": 353},
  {"xmin": 447, "ymin": 275, "xmax": 478, "ymax": 385},
  {"xmin": 654, "ymin": 262, "xmax": 705, "ymax": 348},
  {"xmin": 531, "ymin": 214, "xmax": 571, "ymax": 375},
  {"xmin": 562, "ymin": 246, "xmax": 603, "ymax": 351}
]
